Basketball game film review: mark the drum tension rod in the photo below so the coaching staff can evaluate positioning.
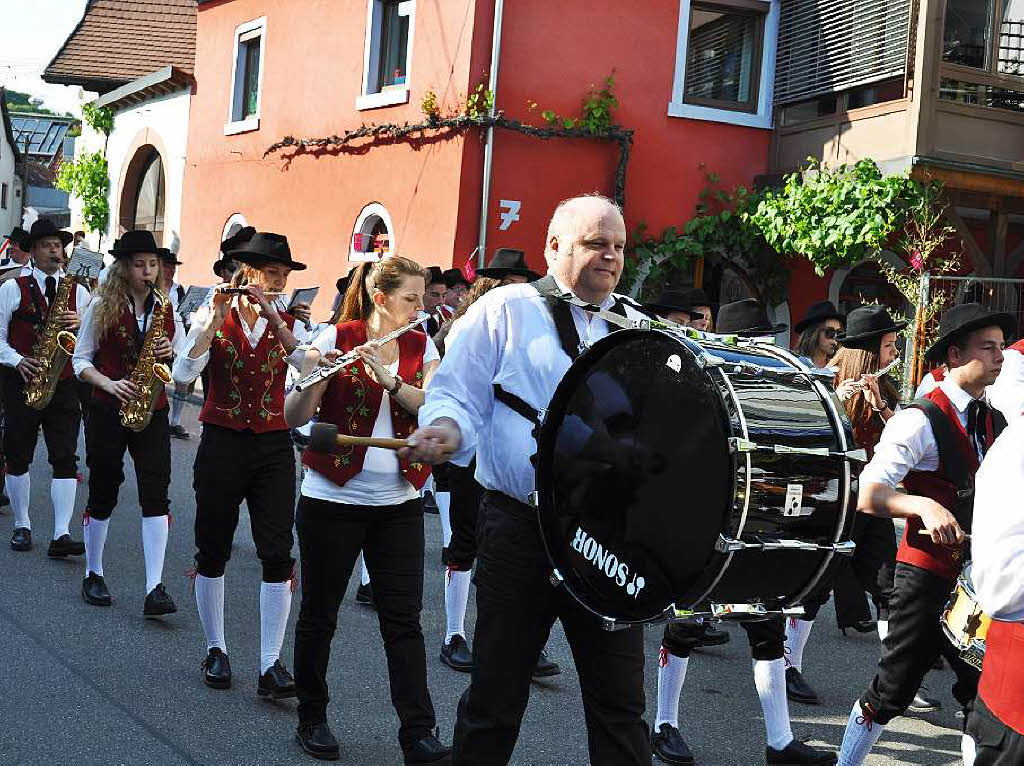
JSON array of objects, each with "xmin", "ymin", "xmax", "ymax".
[
  {"xmin": 729, "ymin": 438, "xmax": 868, "ymax": 463},
  {"xmin": 715, "ymin": 534, "xmax": 856, "ymax": 555}
]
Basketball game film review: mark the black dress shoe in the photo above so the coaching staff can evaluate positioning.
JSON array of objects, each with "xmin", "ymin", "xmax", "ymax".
[
  {"xmin": 695, "ymin": 621, "xmax": 730, "ymax": 648},
  {"xmin": 422, "ymin": 491, "xmax": 439, "ymax": 514},
  {"xmin": 295, "ymin": 721, "xmax": 340, "ymax": 761},
  {"xmin": 258, "ymin": 659, "xmax": 297, "ymax": 699},
  {"xmin": 766, "ymin": 738, "xmax": 837, "ymax": 764},
  {"xmin": 82, "ymin": 572, "xmax": 112, "ymax": 606},
  {"xmin": 439, "ymin": 634, "xmax": 474, "ymax": 672},
  {"xmin": 0, "ymin": 491, "xmax": 9, "ymax": 507},
  {"xmin": 786, "ymin": 667, "xmax": 821, "ymax": 705},
  {"xmin": 47, "ymin": 534, "xmax": 85, "ymax": 558},
  {"xmin": 839, "ymin": 620, "xmax": 876, "ymax": 637},
  {"xmin": 355, "ymin": 582, "xmax": 375, "ymax": 608},
  {"xmin": 169, "ymin": 424, "xmax": 191, "ymax": 440},
  {"xmin": 403, "ymin": 728, "xmax": 452, "ymax": 764},
  {"xmin": 907, "ymin": 687, "xmax": 941, "ymax": 714},
  {"xmin": 10, "ymin": 527, "xmax": 31, "ymax": 551},
  {"xmin": 533, "ymin": 649, "xmax": 561, "ymax": 678},
  {"xmin": 201, "ymin": 648, "xmax": 232, "ymax": 689},
  {"xmin": 143, "ymin": 583, "xmax": 177, "ymax": 617},
  {"xmin": 651, "ymin": 723, "xmax": 695, "ymax": 764}
]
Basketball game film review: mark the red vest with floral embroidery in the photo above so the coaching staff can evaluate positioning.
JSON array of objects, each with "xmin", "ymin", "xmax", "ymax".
[
  {"xmin": 8, "ymin": 275, "xmax": 79, "ymax": 381},
  {"xmin": 199, "ymin": 308, "xmax": 295, "ymax": 432},
  {"xmin": 979, "ymin": 620, "xmax": 1024, "ymax": 734},
  {"xmin": 302, "ymin": 320, "xmax": 431, "ymax": 490},
  {"xmin": 92, "ymin": 300, "xmax": 176, "ymax": 410}
]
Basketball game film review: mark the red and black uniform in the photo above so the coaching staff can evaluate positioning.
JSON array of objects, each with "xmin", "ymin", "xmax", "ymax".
[{"xmin": 970, "ymin": 621, "xmax": 1024, "ymax": 764}]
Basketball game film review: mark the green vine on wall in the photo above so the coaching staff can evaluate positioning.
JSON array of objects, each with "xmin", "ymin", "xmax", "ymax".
[
  {"xmin": 528, "ymin": 72, "xmax": 619, "ymax": 134},
  {"xmin": 55, "ymin": 102, "xmax": 114, "ymax": 233}
]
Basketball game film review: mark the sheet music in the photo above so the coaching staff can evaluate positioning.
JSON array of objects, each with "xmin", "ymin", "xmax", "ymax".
[
  {"xmin": 178, "ymin": 286, "xmax": 214, "ymax": 317},
  {"xmin": 67, "ymin": 247, "xmax": 104, "ymax": 280},
  {"xmin": 288, "ymin": 286, "xmax": 319, "ymax": 309}
]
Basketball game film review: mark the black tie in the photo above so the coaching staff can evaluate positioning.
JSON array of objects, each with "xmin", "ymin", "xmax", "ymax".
[
  {"xmin": 44, "ymin": 276, "xmax": 56, "ymax": 307},
  {"xmin": 967, "ymin": 400, "xmax": 989, "ymax": 459}
]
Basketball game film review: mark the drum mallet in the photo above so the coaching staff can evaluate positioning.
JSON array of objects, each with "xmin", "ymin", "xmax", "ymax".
[{"xmin": 308, "ymin": 422, "xmax": 453, "ymax": 456}]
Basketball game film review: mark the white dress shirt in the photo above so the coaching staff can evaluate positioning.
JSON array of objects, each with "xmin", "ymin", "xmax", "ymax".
[
  {"xmin": 0, "ymin": 268, "xmax": 91, "ymax": 368},
  {"xmin": 971, "ymin": 418, "xmax": 1024, "ymax": 621},
  {"xmin": 419, "ymin": 277, "xmax": 647, "ymax": 503},
  {"xmin": 988, "ymin": 347, "xmax": 1024, "ymax": 424},
  {"xmin": 73, "ymin": 296, "xmax": 186, "ymax": 379},
  {"xmin": 859, "ymin": 378, "xmax": 985, "ymax": 489}
]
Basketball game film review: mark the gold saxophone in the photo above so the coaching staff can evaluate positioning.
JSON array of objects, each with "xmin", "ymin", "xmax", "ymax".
[
  {"xmin": 25, "ymin": 275, "xmax": 79, "ymax": 410},
  {"xmin": 119, "ymin": 283, "xmax": 174, "ymax": 432}
]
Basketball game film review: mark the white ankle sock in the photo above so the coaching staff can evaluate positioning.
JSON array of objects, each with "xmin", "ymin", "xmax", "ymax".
[
  {"xmin": 838, "ymin": 701, "xmax": 884, "ymax": 765},
  {"xmin": 962, "ymin": 733, "xmax": 977, "ymax": 766},
  {"xmin": 784, "ymin": 618, "xmax": 814, "ymax": 672},
  {"xmin": 50, "ymin": 478, "xmax": 77, "ymax": 539},
  {"xmin": 444, "ymin": 568, "xmax": 471, "ymax": 642},
  {"xmin": 83, "ymin": 516, "xmax": 108, "ymax": 576},
  {"xmin": 753, "ymin": 658, "xmax": 794, "ymax": 751},
  {"xmin": 655, "ymin": 650, "xmax": 688, "ymax": 729},
  {"xmin": 7, "ymin": 472, "xmax": 30, "ymax": 529},
  {"xmin": 360, "ymin": 556, "xmax": 371, "ymax": 585},
  {"xmin": 437, "ymin": 491, "xmax": 452, "ymax": 548},
  {"xmin": 877, "ymin": 619, "xmax": 889, "ymax": 642},
  {"xmin": 260, "ymin": 581, "xmax": 292, "ymax": 674},
  {"xmin": 195, "ymin": 574, "xmax": 226, "ymax": 652},
  {"xmin": 141, "ymin": 515, "xmax": 169, "ymax": 594}
]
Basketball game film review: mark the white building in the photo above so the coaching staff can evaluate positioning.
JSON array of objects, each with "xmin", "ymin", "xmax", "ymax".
[{"xmin": 0, "ymin": 91, "xmax": 24, "ymax": 241}]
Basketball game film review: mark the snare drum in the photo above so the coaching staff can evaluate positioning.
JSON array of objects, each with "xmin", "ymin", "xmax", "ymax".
[
  {"xmin": 942, "ymin": 564, "xmax": 990, "ymax": 671},
  {"xmin": 534, "ymin": 327, "xmax": 859, "ymax": 626}
]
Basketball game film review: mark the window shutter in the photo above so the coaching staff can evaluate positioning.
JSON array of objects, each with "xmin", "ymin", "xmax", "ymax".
[{"xmin": 774, "ymin": 0, "xmax": 912, "ymax": 104}]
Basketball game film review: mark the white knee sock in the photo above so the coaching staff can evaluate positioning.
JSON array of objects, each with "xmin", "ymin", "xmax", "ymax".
[
  {"xmin": 195, "ymin": 574, "xmax": 226, "ymax": 652},
  {"xmin": 50, "ymin": 478, "xmax": 77, "ymax": 539},
  {"xmin": 753, "ymin": 658, "xmax": 794, "ymax": 751},
  {"xmin": 655, "ymin": 650, "xmax": 688, "ymax": 729},
  {"xmin": 437, "ymin": 491, "xmax": 452, "ymax": 548},
  {"xmin": 877, "ymin": 619, "xmax": 889, "ymax": 642},
  {"xmin": 360, "ymin": 556, "xmax": 371, "ymax": 586},
  {"xmin": 7, "ymin": 472, "xmax": 30, "ymax": 529},
  {"xmin": 83, "ymin": 516, "xmax": 109, "ymax": 576},
  {"xmin": 784, "ymin": 618, "xmax": 814, "ymax": 672},
  {"xmin": 444, "ymin": 568, "xmax": 471, "ymax": 642},
  {"xmin": 962, "ymin": 733, "xmax": 977, "ymax": 766},
  {"xmin": 260, "ymin": 581, "xmax": 292, "ymax": 673},
  {"xmin": 837, "ymin": 701, "xmax": 885, "ymax": 766},
  {"xmin": 141, "ymin": 515, "xmax": 169, "ymax": 594}
]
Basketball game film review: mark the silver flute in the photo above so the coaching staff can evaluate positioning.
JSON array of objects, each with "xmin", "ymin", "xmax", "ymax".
[{"xmin": 293, "ymin": 312, "xmax": 428, "ymax": 392}]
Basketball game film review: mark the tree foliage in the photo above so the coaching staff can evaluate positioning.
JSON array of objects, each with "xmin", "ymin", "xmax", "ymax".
[{"xmin": 56, "ymin": 151, "xmax": 109, "ymax": 233}]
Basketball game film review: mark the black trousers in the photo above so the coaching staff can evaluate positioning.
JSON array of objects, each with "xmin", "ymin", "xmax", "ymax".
[
  {"xmin": 84, "ymin": 403, "xmax": 170, "ymax": 519},
  {"xmin": 968, "ymin": 697, "xmax": 1024, "ymax": 765},
  {"xmin": 452, "ymin": 491, "xmax": 649, "ymax": 766},
  {"xmin": 860, "ymin": 562, "xmax": 977, "ymax": 725},
  {"xmin": 442, "ymin": 461, "xmax": 482, "ymax": 571},
  {"xmin": 293, "ymin": 496, "xmax": 436, "ymax": 750},
  {"xmin": 3, "ymin": 371, "xmax": 79, "ymax": 478},
  {"xmin": 662, "ymin": 615, "xmax": 784, "ymax": 661},
  {"xmin": 193, "ymin": 425, "xmax": 296, "ymax": 582}
]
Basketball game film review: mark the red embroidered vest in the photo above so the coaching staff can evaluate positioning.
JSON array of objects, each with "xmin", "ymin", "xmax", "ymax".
[
  {"xmin": 199, "ymin": 308, "xmax": 295, "ymax": 433},
  {"xmin": 9, "ymin": 274, "xmax": 79, "ymax": 381},
  {"xmin": 92, "ymin": 300, "xmax": 176, "ymax": 410},
  {"xmin": 302, "ymin": 320, "xmax": 431, "ymax": 490},
  {"xmin": 898, "ymin": 387, "xmax": 996, "ymax": 579},
  {"xmin": 979, "ymin": 620, "xmax": 1024, "ymax": 734}
]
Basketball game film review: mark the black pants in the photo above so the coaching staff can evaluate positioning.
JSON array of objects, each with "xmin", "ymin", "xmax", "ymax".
[
  {"xmin": 3, "ymin": 372, "xmax": 79, "ymax": 478},
  {"xmin": 193, "ymin": 425, "xmax": 295, "ymax": 582},
  {"xmin": 442, "ymin": 461, "xmax": 482, "ymax": 571},
  {"xmin": 84, "ymin": 403, "xmax": 170, "ymax": 519},
  {"xmin": 662, "ymin": 615, "xmax": 784, "ymax": 660},
  {"xmin": 968, "ymin": 697, "xmax": 1024, "ymax": 765},
  {"xmin": 860, "ymin": 562, "xmax": 977, "ymax": 725},
  {"xmin": 452, "ymin": 491, "xmax": 649, "ymax": 766},
  {"xmin": 293, "ymin": 496, "xmax": 436, "ymax": 750}
]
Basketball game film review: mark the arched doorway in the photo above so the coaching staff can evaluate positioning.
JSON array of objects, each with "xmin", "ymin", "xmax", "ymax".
[
  {"xmin": 350, "ymin": 202, "xmax": 394, "ymax": 261},
  {"xmin": 118, "ymin": 146, "xmax": 165, "ymax": 243}
]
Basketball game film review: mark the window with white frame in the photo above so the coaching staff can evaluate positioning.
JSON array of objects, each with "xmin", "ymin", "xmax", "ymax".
[
  {"xmin": 669, "ymin": 0, "xmax": 779, "ymax": 128},
  {"xmin": 226, "ymin": 17, "xmax": 266, "ymax": 134},
  {"xmin": 1, "ymin": 183, "xmax": 7, "ymax": 210},
  {"xmin": 350, "ymin": 203, "xmax": 395, "ymax": 262},
  {"xmin": 358, "ymin": 1, "xmax": 415, "ymax": 110}
]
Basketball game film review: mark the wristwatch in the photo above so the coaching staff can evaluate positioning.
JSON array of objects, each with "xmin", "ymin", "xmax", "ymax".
[{"xmin": 388, "ymin": 374, "xmax": 404, "ymax": 394}]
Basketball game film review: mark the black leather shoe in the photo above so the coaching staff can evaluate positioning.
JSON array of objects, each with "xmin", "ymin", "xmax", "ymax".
[
  {"xmin": 403, "ymin": 728, "xmax": 452, "ymax": 764},
  {"xmin": 907, "ymin": 687, "xmax": 941, "ymax": 714},
  {"xmin": 651, "ymin": 723, "xmax": 695, "ymax": 764},
  {"xmin": 786, "ymin": 667, "xmax": 821, "ymax": 705},
  {"xmin": 355, "ymin": 582, "xmax": 375, "ymax": 608},
  {"xmin": 143, "ymin": 583, "xmax": 177, "ymax": 617},
  {"xmin": 439, "ymin": 634, "xmax": 474, "ymax": 672},
  {"xmin": 533, "ymin": 649, "xmax": 561, "ymax": 678},
  {"xmin": 47, "ymin": 534, "xmax": 85, "ymax": 558},
  {"xmin": 201, "ymin": 648, "xmax": 231, "ymax": 689},
  {"xmin": 10, "ymin": 527, "xmax": 31, "ymax": 551},
  {"xmin": 0, "ymin": 491, "xmax": 9, "ymax": 507},
  {"xmin": 840, "ymin": 620, "xmax": 876, "ymax": 636},
  {"xmin": 169, "ymin": 424, "xmax": 190, "ymax": 440},
  {"xmin": 258, "ymin": 659, "xmax": 297, "ymax": 699},
  {"xmin": 422, "ymin": 491, "xmax": 439, "ymax": 514},
  {"xmin": 82, "ymin": 572, "xmax": 112, "ymax": 606},
  {"xmin": 695, "ymin": 621, "xmax": 730, "ymax": 648},
  {"xmin": 766, "ymin": 738, "xmax": 837, "ymax": 764},
  {"xmin": 295, "ymin": 721, "xmax": 340, "ymax": 761}
]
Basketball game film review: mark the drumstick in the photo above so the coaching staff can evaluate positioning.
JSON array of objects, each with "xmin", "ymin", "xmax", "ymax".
[
  {"xmin": 308, "ymin": 422, "xmax": 453, "ymax": 455},
  {"xmin": 917, "ymin": 529, "xmax": 971, "ymax": 540},
  {"xmin": 335, "ymin": 434, "xmax": 411, "ymax": 449}
]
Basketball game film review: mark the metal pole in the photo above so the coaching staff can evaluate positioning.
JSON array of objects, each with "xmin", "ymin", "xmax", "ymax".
[{"xmin": 476, "ymin": 0, "xmax": 505, "ymax": 268}]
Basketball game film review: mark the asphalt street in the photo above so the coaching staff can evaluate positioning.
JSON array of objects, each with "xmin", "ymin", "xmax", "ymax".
[{"xmin": 0, "ymin": 404, "xmax": 965, "ymax": 765}]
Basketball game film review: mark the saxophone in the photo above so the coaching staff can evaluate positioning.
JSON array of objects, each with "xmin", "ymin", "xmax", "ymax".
[
  {"xmin": 119, "ymin": 283, "xmax": 174, "ymax": 432},
  {"xmin": 25, "ymin": 275, "xmax": 79, "ymax": 410}
]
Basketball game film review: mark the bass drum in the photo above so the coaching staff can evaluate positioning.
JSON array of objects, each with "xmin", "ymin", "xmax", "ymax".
[{"xmin": 534, "ymin": 327, "xmax": 858, "ymax": 625}]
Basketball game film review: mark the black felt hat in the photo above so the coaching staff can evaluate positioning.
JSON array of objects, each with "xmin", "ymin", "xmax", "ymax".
[
  {"xmin": 716, "ymin": 298, "xmax": 788, "ymax": 336},
  {"xmin": 158, "ymin": 248, "xmax": 183, "ymax": 265},
  {"xmin": 425, "ymin": 266, "xmax": 445, "ymax": 286},
  {"xmin": 442, "ymin": 267, "xmax": 470, "ymax": 289},
  {"xmin": 23, "ymin": 219, "xmax": 72, "ymax": 249},
  {"xmin": 681, "ymin": 287, "xmax": 715, "ymax": 308},
  {"xmin": 475, "ymin": 248, "xmax": 540, "ymax": 281},
  {"xmin": 925, "ymin": 303, "xmax": 1017, "ymax": 363},
  {"xmin": 228, "ymin": 231, "xmax": 307, "ymax": 271},
  {"xmin": 220, "ymin": 226, "xmax": 256, "ymax": 256},
  {"xmin": 839, "ymin": 306, "xmax": 907, "ymax": 349},
  {"xmin": 6, "ymin": 226, "xmax": 27, "ymax": 249},
  {"xmin": 109, "ymin": 229, "xmax": 161, "ymax": 258},
  {"xmin": 794, "ymin": 300, "xmax": 845, "ymax": 334},
  {"xmin": 644, "ymin": 289, "xmax": 694, "ymax": 318}
]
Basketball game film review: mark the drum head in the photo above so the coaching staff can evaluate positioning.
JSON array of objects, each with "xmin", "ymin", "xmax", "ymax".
[{"xmin": 535, "ymin": 329, "xmax": 733, "ymax": 623}]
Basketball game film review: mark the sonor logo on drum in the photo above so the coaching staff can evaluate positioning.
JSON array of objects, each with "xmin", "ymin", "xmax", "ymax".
[{"xmin": 570, "ymin": 527, "xmax": 646, "ymax": 599}]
